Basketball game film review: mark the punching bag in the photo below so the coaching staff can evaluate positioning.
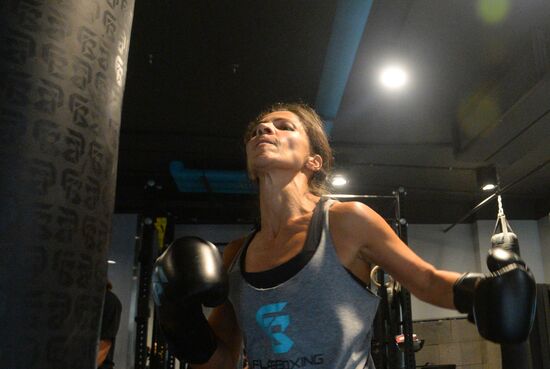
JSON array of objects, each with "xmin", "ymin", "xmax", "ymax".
[{"xmin": 0, "ymin": 1, "xmax": 134, "ymax": 368}]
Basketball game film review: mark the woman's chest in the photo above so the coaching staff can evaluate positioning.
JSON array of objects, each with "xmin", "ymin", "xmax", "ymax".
[{"xmin": 245, "ymin": 229, "xmax": 309, "ymax": 272}]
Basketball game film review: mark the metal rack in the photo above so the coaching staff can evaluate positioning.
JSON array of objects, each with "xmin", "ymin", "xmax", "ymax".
[{"xmin": 133, "ymin": 181, "xmax": 177, "ymax": 369}]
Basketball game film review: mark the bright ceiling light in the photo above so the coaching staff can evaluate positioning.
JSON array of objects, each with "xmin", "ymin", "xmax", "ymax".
[
  {"xmin": 108, "ymin": 260, "xmax": 116, "ymax": 264},
  {"xmin": 380, "ymin": 65, "xmax": 408, "ymax": 89},
  {"xmin": 477, "ymin": 166, "xmax": 498, "ymax": 191},
  {"xmin": 332, "ymin": 175, "xmax": 347, "ymax": 187}
]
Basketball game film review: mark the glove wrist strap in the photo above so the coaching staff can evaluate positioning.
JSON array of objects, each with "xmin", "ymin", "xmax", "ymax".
[{"xmin": 453, "ymin": 272, "xmax": 483, "ymax": 313}]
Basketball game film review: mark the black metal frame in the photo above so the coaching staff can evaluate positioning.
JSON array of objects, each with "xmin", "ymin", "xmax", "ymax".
[
  {"xmin": 150, "ymin": 216, "xmax": 176, "ymax": 369},
  {"xmin": 134, "ymin": 213, "xmax": 155, "ymax": 369},
  {"xmin": 134, "ymin": 181, "xmax": 179, "ymax": 369}
]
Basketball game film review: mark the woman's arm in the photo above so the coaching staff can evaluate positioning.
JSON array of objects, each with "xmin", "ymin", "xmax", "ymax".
[
  {"xmin": 333, "ymin": 201, "xmax": 536, "ymax": 343},
  {"xmin": 96, "ymin": 339, "xmax": 112, "ymax": 367},
  {"xmin": 334, "ymin": 201, "xmax": 461, "ymax": 309},
  {"xmin": 191, "ymin": 239, "xmax": 245, "ymax": 369}
]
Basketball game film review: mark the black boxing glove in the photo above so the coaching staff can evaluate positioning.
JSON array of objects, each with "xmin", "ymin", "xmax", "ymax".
[
  {"xmin": 152, "ymin": 236, "xmax": 228, "ymax": 364},
  {"xmin": 453, "ymin": 248, "xmax": 536, "ymax": 344}
]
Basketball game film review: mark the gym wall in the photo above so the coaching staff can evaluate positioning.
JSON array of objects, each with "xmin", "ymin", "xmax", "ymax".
[
  {"xmin": 106, "ymin": 214, "xmax": 139, "ymax": 369},
  {"xmin": 408, "ymin": 224, "xmax": 477, "ymax": 321},
  {"xmin": 538, "ymin": 216, "xmax": 550, "ymax": 283}
]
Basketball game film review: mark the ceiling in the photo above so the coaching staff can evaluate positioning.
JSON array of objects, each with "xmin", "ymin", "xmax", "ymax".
[{"xmin": 117, "ymin": 0, "xmax": 550, "ymax": 224}]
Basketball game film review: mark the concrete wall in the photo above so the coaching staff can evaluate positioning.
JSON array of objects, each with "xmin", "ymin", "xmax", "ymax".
[{"xmin": 414, "ymin": 318, "xmax": 501, "ymax": 369}]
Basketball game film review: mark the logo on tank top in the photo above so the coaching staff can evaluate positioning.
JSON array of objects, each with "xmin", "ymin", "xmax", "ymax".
[{"xmin": 256, "ymin": 302, "xmax": 294, "ymax": 353}]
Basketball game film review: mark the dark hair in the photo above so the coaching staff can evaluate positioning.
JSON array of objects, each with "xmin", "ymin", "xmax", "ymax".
[{"xmin": 244, "ymin": 102, "xmax": 333, "ymax": 195}]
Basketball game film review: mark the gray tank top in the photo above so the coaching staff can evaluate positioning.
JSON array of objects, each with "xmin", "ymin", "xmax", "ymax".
[{"xmin": 228, "ymin": 199, "xmax": 380, "ymax": 369}]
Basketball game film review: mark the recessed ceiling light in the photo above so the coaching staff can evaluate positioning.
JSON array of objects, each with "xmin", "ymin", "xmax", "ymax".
[
  {"xmin": 477, "ymin": 166, "xmax": 498, "ymax": 191},
  {"xmin": 380, "ymin": 65, "xmax": 408, "ymax": 89},
  {"xmin": 108, "ymin": 260, "xmax": 116, "ymax": 264}
]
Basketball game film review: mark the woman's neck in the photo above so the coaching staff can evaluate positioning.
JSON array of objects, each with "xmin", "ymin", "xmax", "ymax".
[{"xmin": 257, "ymin": 172, "xmax": 319, "ymax": 239}]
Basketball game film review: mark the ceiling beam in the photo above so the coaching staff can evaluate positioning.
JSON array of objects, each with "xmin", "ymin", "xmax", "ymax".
[{"xmin": 315, "ymin": 0, "xmax": 374, "ymax": 134}]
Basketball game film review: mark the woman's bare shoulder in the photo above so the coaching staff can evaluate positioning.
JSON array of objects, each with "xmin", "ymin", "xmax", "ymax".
[
  {"xmin": 329, "ymin": 200, "xmax": 376, "ymax": 223},
  {"xmin": 222, "ymin": 237, "xmax": 246, "ymax": 267}
]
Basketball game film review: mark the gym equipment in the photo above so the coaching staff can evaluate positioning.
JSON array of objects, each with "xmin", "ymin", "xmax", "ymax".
[
  {"xmin": 0, "ymin": 2, "xmax": 134, "ymax": 369},
  {"xmin": 395, "ymin": 333, "xmax": 424, "ymax": 352},
  {"xmin": 491, "ymin": 195, "xmax": 519, "ymax": 254},
  {"xmin": 133, "ymin": 181, "xmax": 177, "ymax": 369},
  {"xmin": 453, "ymin": 247, "xmax": 536, "ymax": 343},
  {"xmin": 370, "ymin": 265, "xmax": 402, "ymax": 305},
  {"xmin": 152, "ymin": 236, "xmax": 228, "ymax": 364},
  {"xmin": 490, "ymin": 195, "xmax": 537, "ymax": 369}
]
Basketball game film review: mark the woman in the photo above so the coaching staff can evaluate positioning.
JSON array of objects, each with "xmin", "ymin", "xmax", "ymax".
[
  {"xmin": 153, "ymin": 103, "xmax": 532, "ymax": 369},
  {"xmin": 198, "ymin": 103, "xmax": 460, "ymax": 369}
]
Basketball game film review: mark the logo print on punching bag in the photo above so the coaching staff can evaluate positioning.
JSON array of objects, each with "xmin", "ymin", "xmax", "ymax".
[{"xmin": 256, "ymin": 302, "xmax": 294, "ymax": 354}]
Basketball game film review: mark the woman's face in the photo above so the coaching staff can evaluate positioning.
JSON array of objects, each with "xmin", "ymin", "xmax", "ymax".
[{"xmin": 245, "ymin": 110, "xmax": 314, "ymax": 180}]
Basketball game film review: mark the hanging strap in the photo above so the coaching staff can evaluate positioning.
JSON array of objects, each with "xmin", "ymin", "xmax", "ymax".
[{"xmin": 491, "ymin": 195, "xmax": 520, "ymax": 255}]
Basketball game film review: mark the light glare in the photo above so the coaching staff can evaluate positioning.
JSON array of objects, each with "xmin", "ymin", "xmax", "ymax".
[
  {"xmin": 332, "ymin": 175, "xmax": 348, "ymax": 187},
  {"xmin": 380, "ymin": 66, "xmax": 408, "ymax": 89},
  {"xmin": 482, "ymin": 184, "xmax": 496, "ymax": 191},
  {"xmin": 477, "ymin": 0, "xmax": 510, "ymax": 24}
]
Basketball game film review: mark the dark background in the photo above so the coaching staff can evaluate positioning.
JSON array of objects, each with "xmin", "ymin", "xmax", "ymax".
[{"xmin": 116, "ymin": 0, "xmax": 550, "ymax": 224}]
